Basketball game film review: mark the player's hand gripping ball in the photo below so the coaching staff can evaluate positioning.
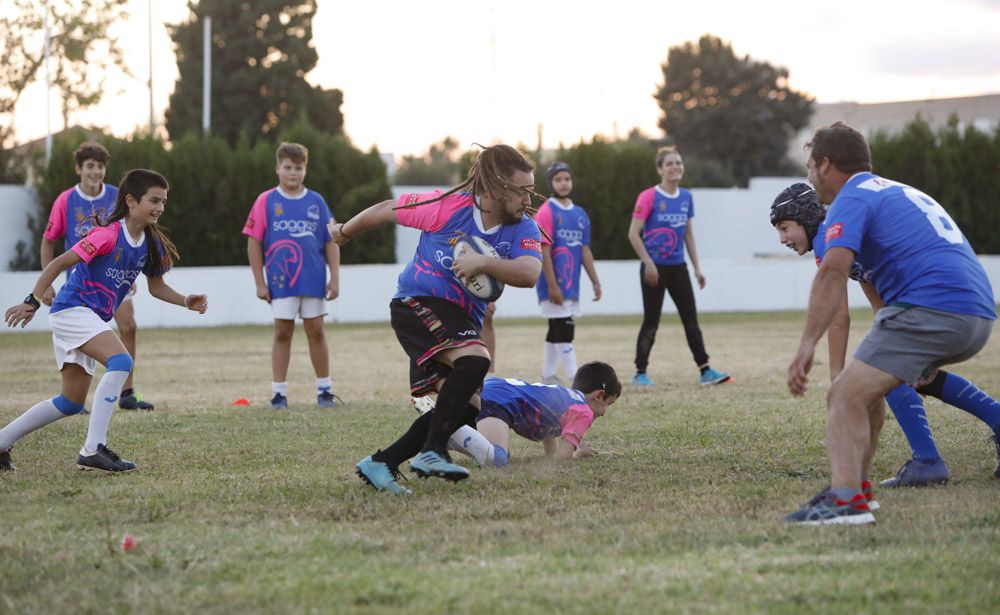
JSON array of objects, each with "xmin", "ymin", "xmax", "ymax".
[{"xmin": 453, "ymin": 236, "xmax": 505, "ymax": 302}]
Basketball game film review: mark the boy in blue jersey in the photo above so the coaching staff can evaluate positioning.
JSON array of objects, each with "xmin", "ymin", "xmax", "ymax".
[
  {"xmin": 627, "ymin": 147, "xmax": 729, "ymax": 387},
  {"xmin": 331, "ymin": 144, "xmax": 543, "ymax": 492},
  {"xmin": 535, "ymin": 162, "xmax": 602, "ymax": 385},
  {"xmin": 41, "ymin": 142, "xmax": 152, "ymax": 411},
  {"xmin": 771, "ymin": 183, "xmax": 1000, "ymax": 493},
  {"xmin": 784, "ymin": 123, "xmax": 996, "ymax": 526},
  {"xmin": 243, "ymin": 143, "xmax": 341, "ymax": 410},
  {"xmin": 475, "ymin": 361, "xmax": 620, "ymax": 462}
]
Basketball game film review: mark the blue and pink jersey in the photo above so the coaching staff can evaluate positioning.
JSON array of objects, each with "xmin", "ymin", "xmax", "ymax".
[
  {"xmin": 44, "ymin": 184, "xmax": 119, "ymax": 248},
  {"xmin": 393, "ymin": 191, "xmax": 543, "ymax": 328},
  {"xmin": 822, "ymin": 173, "xmax": 995, "ymax": 319},
  {"xmin": 480, "ymin": 377, "xmax": 595, "ymax": 446},
  {"xmin": 632, "ymin": 186, "xmax": 694, "ymax": 266},
  {"xmin": 51, "ymin": 222, "xmax": 168, "ymax": 321},
  {"xmin": 534, "ymin": 199, "xmax": 591, "ymax": 302},
  {"xmin": 242, "ymin": 187, "xmax": 334, "ymax": 299}
]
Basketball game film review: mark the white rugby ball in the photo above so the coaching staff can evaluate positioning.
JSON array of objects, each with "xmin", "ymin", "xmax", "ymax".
[{"xmin": 453, "ymin": 236, "xmax": 505, "ymax": 301}]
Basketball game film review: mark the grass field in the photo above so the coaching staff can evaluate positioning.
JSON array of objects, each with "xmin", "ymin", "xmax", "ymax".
[{"xmin": 1, "ymin": 312, "xmax": 999, "ymax": 614}]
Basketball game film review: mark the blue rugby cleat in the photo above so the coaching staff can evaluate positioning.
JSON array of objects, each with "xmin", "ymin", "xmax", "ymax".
[{"xmin": 409, "ymin": 451, "xmax": 470, "ymax": 482}]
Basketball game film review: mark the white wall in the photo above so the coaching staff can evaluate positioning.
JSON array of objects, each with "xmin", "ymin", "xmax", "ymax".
[
  {"xmin": 0, "ymin": 185, "xmax": 36, "ymax": 270},
  {"xmin": 392, "ymin": 177, "xmax": 805, "ymax": 265},
  {"xmin": 3, "ymin": 256, "xmax": 999, "ymax": 333},
  {"xmin": 4, "ymin": 178, "xmax": 998, "ymax": 332}
]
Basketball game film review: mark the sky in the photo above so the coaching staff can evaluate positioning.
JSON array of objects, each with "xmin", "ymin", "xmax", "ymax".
[{"xmin": 10, "ymin": 0, "xmax": 1000, "ymax": 158}]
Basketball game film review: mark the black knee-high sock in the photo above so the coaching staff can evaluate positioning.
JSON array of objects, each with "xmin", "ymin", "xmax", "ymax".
[
  {"xmin": 373, "ymin": 411, "xmax": 433, "ymax": 470},
  {"xmin": 423, "ymin": 355, "xmax": 491, "ymax": 455},
  {"xmin": 372, "ymin": 401, "xmax": 482, "ymax": 469}
]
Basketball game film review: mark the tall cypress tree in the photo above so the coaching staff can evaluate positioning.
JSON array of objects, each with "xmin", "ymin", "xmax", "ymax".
[{"xmin": 165, "ymin": 0, "xmax": 343, "ymax": 144}]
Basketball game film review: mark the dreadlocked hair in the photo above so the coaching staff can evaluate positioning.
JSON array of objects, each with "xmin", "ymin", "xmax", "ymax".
[
  {"xmin": 395, "ymin": 144, "xmax": 538, "ymax": 210},
  {"xmin": 99, "ymin": 169, "xmax": 179, "ymax": 278}
]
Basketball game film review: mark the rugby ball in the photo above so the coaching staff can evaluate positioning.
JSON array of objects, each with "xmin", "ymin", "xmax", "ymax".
[{"xmin": 453, "ymin": 236, "xmax": 505, "ymax": 301}]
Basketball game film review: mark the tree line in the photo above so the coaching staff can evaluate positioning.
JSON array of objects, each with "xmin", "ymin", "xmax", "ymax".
[{"xmin": 11, "ymin": 122, "xmax": 391, "ymax": 270}]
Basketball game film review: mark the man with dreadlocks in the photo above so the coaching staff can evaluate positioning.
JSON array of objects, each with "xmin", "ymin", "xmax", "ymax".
[
  {"xmin": 330, "ymin": 144, "xmax": 543, "ymax": 493},
  {"xmin": 781, "ymin": 123, "xmax": 995, "ymax": 526},
  {"xmin": 771, "ymin": 183, "xmax": 1000, "ymax": 500}
]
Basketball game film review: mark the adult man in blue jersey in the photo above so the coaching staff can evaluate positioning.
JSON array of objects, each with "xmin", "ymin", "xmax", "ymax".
[{"xmin": 784, "ymin": 122, "xmax": 996, "ymax": 526}]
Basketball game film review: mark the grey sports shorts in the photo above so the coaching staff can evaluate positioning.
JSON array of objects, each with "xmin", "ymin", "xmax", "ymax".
[{"xmin": 854, "ymin": 305, "xmax": 994, "ymax": 386}]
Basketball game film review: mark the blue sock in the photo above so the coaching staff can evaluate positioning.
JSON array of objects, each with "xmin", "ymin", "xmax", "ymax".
[
  {"xmin": 885, "ymin": 384, "xmax": 941, "ymax": 461},
  {"xmin": 939, "ymin": 373, "xmax": 1000, "ymax": 431}
]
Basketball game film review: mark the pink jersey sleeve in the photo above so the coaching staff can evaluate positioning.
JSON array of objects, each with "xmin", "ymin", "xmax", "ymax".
[
  {"xmin": 43, "ymin": 189, "xmax": 73, "ymax": 241},
  {"xmin": 242, "ymin": 191, "xmax": 271, "ymax": 240},
  {"xmin": 395, "ymin": 191, "xmax": 466, "ymax": 232},
  {"xmin": 631, "ymin": 188, "xmax": 654, "ymax": 221},
  {"xmin": 71, "ymin": 223, "xmax": 119, "ymax": 263},
  {"xmin": 559, "ymin": 404, "xmax": 595, "ymax": 448},
  {"xmin": 535, "ymin": 202, "xmax": 554, "ymax": 246}
]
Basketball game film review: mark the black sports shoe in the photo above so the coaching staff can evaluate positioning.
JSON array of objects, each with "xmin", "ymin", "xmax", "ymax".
[
  {"xmin": 119, "ymin": 390, "xmax": 154, "ymax": 411},
  {"xmin": 77, "ymin": 444, "xmax": 137, "ymax": 473},
  {"xmin": 0, "ymin": 449, "xmax": 15, "ymax": 473}
]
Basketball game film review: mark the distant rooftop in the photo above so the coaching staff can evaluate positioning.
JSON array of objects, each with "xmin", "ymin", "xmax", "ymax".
[{"xmin": 793, "ymin": 92, "xmax": 1000, "ymax": 153}]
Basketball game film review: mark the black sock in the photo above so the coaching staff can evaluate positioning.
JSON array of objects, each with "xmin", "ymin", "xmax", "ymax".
[
  {"xmin": 699, "ymin": 365, "xmax": 710, "ymax": 375},
  {"xmin": 423, "ymin": 356, "xmax": 491, "ymax": 455},
  {"xmin": 373, "ymin": 411, "xmax": 433, "ymax": 470}
]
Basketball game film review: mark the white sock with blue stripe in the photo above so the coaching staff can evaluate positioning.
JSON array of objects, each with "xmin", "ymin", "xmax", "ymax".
[
  {"xmin": 83, "ymin": 356, "xmax": 132, "ymax": 454},
  {"xmin": 0, "ymin": 398, "xmax": 71, "ymax": 451}
]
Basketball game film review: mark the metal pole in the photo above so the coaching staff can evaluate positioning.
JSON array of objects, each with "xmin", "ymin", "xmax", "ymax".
[
  {"xmin": 44, "ymin": 8, "xmax": 52, "ymax": 164},
  {"xmin": 148, "ymin": 0, "xmax": 155, "ymax": 134},
  {"xmin": 202, "ymin": 16, "xmax": 211, "ymax": 133}
]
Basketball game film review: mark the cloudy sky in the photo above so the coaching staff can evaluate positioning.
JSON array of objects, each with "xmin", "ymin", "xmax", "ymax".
[{"xmin": 11, "ymin": 0, "xmax": 1000, "ymax": 156}]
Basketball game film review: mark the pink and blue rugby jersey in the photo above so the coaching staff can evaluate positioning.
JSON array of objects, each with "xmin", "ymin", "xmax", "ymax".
[
  {"xmin": 632, "ymin": 186, "xmax": 694, "ymax": 266},
  {"xmin": 480, "ymin": 377, "xmax": 595, "ymax": 446},
  {"xmin": 534, "ymin": 199, "xmax": 591, "ymax": 302},
  {"xmin": 51, "ymin": 222, "xmax": 168, "ymax": 322},
  {"xmin": 823, "ymin": 173, "xmax": 995, "ymax": 319},
  {"xmin": 43, "ymin": 184, "xmax": 119, "ymax": 248},
  {"xmin": 394, "ymin": 191, "xmax": 543, "ymax": 328},
  {"xmin": 242, "ymin": 188, "xmax": 334, "ymax": 299}
]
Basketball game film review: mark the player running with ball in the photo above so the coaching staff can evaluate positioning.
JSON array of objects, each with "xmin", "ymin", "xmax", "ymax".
[{"xmin": 330, "ymin": 144, "xmax": 543, "ymax": 493}]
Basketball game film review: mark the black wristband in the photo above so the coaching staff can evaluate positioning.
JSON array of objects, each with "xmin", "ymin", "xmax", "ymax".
[{"xmin": 23, "ymin": 293, "xmax": 41, "ymax": 309}]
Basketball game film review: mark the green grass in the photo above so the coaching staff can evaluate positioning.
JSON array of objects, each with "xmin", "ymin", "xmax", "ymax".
[{"xmin": 2, "ymin": 312, "xmax": 999, "ymax": 614}]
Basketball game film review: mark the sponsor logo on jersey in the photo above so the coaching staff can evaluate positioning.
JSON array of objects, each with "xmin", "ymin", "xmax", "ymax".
[
  {"xmin": 273, "ymin": 219, "xmax": 318, "ymax": 235},
  {"xmin": 405, "ymin": 194, "xmax": 421, "ymax": 206},
  {"xmin": 555, "ymin": 228, "xmax": 584, "ymax": 246},
  {"xmin": 114, "ymin": 247, "xmax": 123, "ymax": 263},
  {"xmin": 520, "ymin": 238, "xmax": 541, "ymax": 252},
  {"xmin": 245, "ymin": 216, "xmax": 255, "ymax": 230},
  {"xmin": 274, "ymin": 203, "xmax": 284, "ymax": 216},
  {"xmin": 80, "ymin": 239, "xmax": 97, "ymax": 255},
  {"xmin": 655, "ymin": 211, "xmax": 689, "ymax": 226},
  {"xmin": 307, "ymin": 204, "xmax": 320, "ymax": 220},
  {"xmin": 46, "ymin": 221, "xmax": 53, "ymax": 233},
  {"xmin": 105, "ymin": 266, "xmax": 141, "ymax": 288},
  {"xmin": 825, "ymin": 223, "xmax": 844, "ymax": 241}
]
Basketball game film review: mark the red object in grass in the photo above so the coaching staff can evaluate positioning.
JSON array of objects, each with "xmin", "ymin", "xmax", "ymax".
[
  {"xmin": 231, "ymin": 398, "xmax": 251, "ymax": 406},
  {"xmin": 121, "ymin": 533, "xmax": 138, "ymax": 552}
]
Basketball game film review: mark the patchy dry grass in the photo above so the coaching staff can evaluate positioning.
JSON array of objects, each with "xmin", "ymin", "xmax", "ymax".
[{"xmin": 1, "ymin": 312, "xmax": 998, "ymax": 614}]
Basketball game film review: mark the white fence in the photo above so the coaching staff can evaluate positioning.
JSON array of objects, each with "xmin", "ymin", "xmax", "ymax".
[
  {"xmin": 3, "ymin": 177, "xmax": 998, "ymax": 332},
  {"xmin": 2, "ymin": 256, "xmax": 999, "ymax": 333}
]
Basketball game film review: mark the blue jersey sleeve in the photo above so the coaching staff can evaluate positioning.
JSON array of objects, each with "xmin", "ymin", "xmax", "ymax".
[{"xmin": 823, "ymin": 196, "xmax": 871, "ymax": 255}]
